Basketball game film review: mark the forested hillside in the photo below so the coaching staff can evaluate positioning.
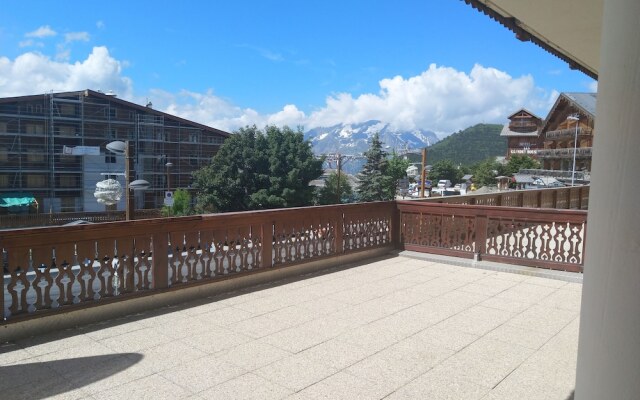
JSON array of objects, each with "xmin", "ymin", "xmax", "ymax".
[{"xmin": 408, "ymin": 123, "xmax": 506, "ymax": 166}]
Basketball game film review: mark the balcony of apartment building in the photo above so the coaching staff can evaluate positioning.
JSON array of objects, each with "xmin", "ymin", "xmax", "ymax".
[{"xmin": 1, "ymin": 186, "xmax": 587, "ymax": 399}]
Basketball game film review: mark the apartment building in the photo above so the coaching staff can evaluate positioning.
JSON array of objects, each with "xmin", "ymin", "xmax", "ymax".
[{"xmin": 0, "ymin": 90, "xmax": 230, "ymax": 213}]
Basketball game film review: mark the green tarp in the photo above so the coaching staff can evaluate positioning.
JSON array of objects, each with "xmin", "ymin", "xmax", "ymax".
[{"xmin": 0, "ymin": 193, "xmax": 36, "ymax": 208}]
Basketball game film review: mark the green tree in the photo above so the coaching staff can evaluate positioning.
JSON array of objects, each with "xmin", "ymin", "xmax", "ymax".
[
  {"xmin": 193, "ymin": 125, "xmax": 323, "ymax": 212},
  {"xmin": 471, "ymin": 158, "xmax": 507, "ymax": 187},
  {"xmin": 386, "ymin": 152, "xmax": 410, "ymax": 198},
  {"xmin": 357, "ymin": 133, "xmax": 393, "ymax": 201},
  {"xmin": 316, "ymin": 172, "xmax": 354, "ymax": 205},
  {"xmin": 505, "ymin": 154, "xmax": 541, "ymax": 175},
  {"xmin": 427, "ymin": 160, "xmax": 463, "ymax": 185},
  {"xmin": 161, "ymin": 188, "xmax": 192, "ymax": 217}
]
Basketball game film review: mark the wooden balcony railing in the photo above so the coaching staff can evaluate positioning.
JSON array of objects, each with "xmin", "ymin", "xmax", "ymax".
[
  {"xmin": 397, "ymin": 201, "xmax": 587, "ymax": 273},
  {"xmin": 0, "ymin": 209, "xmax": 163, "ymax": 230},
  {"xmin": 1, "ymin": 202, "xmax": 397, "ymax": 322},
  {"xmin": 545, "ymin": 127, "xmax": 593, "ymax": 140},
  {"xmin": 1, "ymin": 186, "xmax": 590, "ymax": 326},
  {"xmin": 419, "ymin": 186, "xmax": 589, "ymax": 210},
  {"xmin": 537, "ymin": 147, "xmax": 593, "ymax": 159}
]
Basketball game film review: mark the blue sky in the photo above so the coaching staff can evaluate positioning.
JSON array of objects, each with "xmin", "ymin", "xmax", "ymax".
[{"xmin": 0, "ymin": 1, "xmax": 596, "ymax": 136}]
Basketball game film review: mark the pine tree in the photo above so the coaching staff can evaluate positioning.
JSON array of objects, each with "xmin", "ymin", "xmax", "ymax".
[{"xmin": 357, "ymin": 133, "xmax": 393, "ymax": 201}]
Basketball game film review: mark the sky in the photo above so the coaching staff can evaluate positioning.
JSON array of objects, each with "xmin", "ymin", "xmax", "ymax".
[{"xmin": 0, "ymin": 0, "xmax": 597, "ymax": 137}]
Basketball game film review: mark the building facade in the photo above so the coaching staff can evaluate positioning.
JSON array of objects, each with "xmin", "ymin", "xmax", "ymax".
[
  {"xmin": 500, "ymin": 109, "xmax": 543, "ymax": 159},
  {"xmin": 0, "ymin": 90, "xmax": 230, "ymax": 213},
  {"xmin": 538, "ymin": 92, "xmax": 596, "ymax": 173}
]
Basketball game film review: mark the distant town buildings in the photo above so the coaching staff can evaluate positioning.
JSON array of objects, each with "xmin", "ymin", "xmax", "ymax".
[
  {"xmin": 502, "ymin": 92, "xmax": 596, "ymax": 178},
  {"xmin": 501, "ymin": 109, "xmax": 544, "ymax": 158},
  {"xmin": 0, "ymin": 90, "xmax": 230, "ymax": 213}
]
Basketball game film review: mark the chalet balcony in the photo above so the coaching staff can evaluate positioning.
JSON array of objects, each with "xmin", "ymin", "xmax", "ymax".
[
  {"xmin": 537, "ymin": 147, "xmax": 593, "ymax": 159},
  {"xmin": 545, "ymin": 127, "xmax": 593, "ymax": 141},
  {"xmin": 0, "ymin": 186, "xmax": 588, "ymax": 399}
]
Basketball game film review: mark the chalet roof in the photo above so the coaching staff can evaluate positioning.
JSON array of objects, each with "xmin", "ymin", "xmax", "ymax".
[
  {"xmin": 500, "ymin": 124, "xmax": 539, "ymax": 137},
  {"xmin": 507, "ymin": 108, "xmax": 542, "ymax": 121},
  {"xmin": 564, "ymin": 92, "xmax": 597, "ymax": 116},
  {"xmin": 541, "ymin": 92, "xmax": 597, "ymax": 132},
  {"xmin": 0, "ymin": 89, "xmax": 231, "ymax": 138}
]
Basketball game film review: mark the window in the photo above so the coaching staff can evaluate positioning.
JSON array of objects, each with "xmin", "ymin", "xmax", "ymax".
[
  {"xmin": 0, "ymin": 122, "xmax": 7, "ymax": 133},
  {"xmin": 0, "ymin": 147, "xmax": 7, "ymax": 163},
  {"xmin": 26, "ymin": 124, "xmax": 44, "ymax": 134},
  {"xmin": 59, "ymin": 126, "xmax": 76, "ymax": 136},
  {"xmin": 0, "ymin": 175, "xmax": 8, "ymax": 187},
  {"xmin": 105, "ymin": 154, "xmax": 116, "ymax": 164},
  {"xmin": 60, "ymin": 104, "xmax": 75, "ymax": 116},
  {"xmin": 27, "ymin": 149, "xmax": 45, "ymax": 163},
  {"xmin": 60, "ymin": 196, "xmax": 78, "ymax": 212},
  {"xmin": 26, "ymin": 174, "xmax": 45, "ymax": 187},
  {"xmin": 59, "ymin": 176, "xmax": 77, "ymax": 187}
]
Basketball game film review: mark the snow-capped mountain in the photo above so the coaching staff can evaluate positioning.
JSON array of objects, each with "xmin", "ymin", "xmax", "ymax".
[{"xmin": 305, "ymin": 120, "xmax": 439, "ymax": 155}]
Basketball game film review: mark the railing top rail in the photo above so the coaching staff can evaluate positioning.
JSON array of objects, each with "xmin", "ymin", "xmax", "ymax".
[
  {"xmin": 396, "ymin": 200, "xmax": 587, "ymax": 222},
  {"xmin": 0, "ymin": 201, "xmax": 394, "ymax": 245}
]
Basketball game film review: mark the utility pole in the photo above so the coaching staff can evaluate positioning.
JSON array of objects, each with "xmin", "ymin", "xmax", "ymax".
[
  {"xmin": 336, "ymin": 154, "xmax": 342, "ymax": 204},
  {"xmin": 420, "ymin": 148, "xmax": 427, "ymax": 198}
]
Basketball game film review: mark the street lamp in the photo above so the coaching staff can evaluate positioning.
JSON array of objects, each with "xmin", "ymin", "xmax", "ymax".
[
  {"xmin": 165, "ymin": 161, "xmax": 173, "ymax": 192},
  {"xmin": 566, "ymin": 114, "xmax": 580, "ymax": 186},
  {"xmin": 105, "ymin": 140, "xmax": 150, "ymax": 220}
]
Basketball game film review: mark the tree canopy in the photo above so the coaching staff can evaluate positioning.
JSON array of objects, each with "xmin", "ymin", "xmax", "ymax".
[
  {"xmin": 161, "ymin": 188, "xmax": 192, "ymax": 217},
  {"xmin": 505, "ymin": 154, "xmax": 541, "ymax": 175},
  {"xmin": 193, "ymin": 125, "xmax": 323, "ymax": 212},
  {"xmin": 427, "ymin": 160, "xmax": 463, "ymax": 185},
  {"xmin": 315, "ymin": 172, "xmax": 354, "ymax": 205}
]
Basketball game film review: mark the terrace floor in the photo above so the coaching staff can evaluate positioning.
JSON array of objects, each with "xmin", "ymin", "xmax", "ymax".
[{"xmin": 0, "ymin": 254, "xmax": 581, "ymax": 400}]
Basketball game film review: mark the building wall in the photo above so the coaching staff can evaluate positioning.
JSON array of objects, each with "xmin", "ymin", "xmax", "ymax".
[{"xmin": 0, "ymin": 91, "xmax": 228, "ymax": 213}]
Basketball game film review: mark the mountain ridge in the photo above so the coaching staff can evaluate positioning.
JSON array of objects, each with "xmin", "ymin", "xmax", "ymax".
[{"xmin": 305, "ymin": 120, "xmax": 439, "ymax": 155}]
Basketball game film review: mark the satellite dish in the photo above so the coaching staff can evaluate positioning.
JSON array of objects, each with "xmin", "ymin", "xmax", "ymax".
[
  {"xmin": 106, "ymin": 141, "xmax": 126, "ymax": 155},
  {"xmin": 130, "ymin": 179, "xmax": 150, "ymax": 191}
]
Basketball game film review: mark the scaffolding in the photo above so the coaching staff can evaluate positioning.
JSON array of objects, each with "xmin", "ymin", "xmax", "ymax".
[{"xmin": 0, "ymin": 90, "xmax": 227, "ymax": 214}]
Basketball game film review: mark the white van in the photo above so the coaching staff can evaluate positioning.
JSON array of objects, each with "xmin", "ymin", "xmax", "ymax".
[{"xmin": 437, "ymin": 180, "xmax": 452, "ymax": 188}]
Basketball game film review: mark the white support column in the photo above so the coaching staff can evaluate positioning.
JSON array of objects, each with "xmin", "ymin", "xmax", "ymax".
[{"xmin": 575, "ymin": 1, "xmax": 640, "ymax": 399}]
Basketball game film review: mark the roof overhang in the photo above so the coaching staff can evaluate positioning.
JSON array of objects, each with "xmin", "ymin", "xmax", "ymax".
[{"xmin": 464, "ymin": 0, "xmax": 602, "ymax": 79}]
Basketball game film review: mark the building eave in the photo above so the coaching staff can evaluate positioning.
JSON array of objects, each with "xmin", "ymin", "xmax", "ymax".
[{"xmin": 464, "ymin": 0, "xmax": 600, "ymax": 80}]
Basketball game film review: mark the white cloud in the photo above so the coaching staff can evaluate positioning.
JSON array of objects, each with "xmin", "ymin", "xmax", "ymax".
[
  {"xmin": 25, "ymin": 25, "xmax": 57, "ymax": 38},
  {"xmin": 0, "ymin": 46, "xmax": 556, "ymax": 137},
  {"xmin": 64, "ymin": 31, "xmax": 90, "ymax": 43},
  {"xmin": 155, "ymin": 64, "xmax": 554, "ymax": 136},
  {"xmin": 304, "ymin": 64, "xmax": 543, "ymax": 135},
  {"xmin": 0, "ymin": 46, "xmax": 133, "ymax": 98},
  {"xmin": 18, "ymin": 39, "xmax": 43, "ymax": 48},
  {"xmin": 96, "ymin": 21, "xmax": 105, "ymax": 29},
  {"xmin": 588, "ymin": 80, "xmax": 598, "ymax": 92}
]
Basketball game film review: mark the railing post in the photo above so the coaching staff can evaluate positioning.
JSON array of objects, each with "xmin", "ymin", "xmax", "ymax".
[
  {"xmin": 391, "ymin": 202, "xmax": 401, "ymax": 249},
  {"xmin": 518, "ymin": 192, "xmax": 524, "ymax": 208},
  {"xmin": 475, "ymin": 214, "xmax": 488, "ymax": 258},
  {"xmin": 261, "ymin": 221, "xmax": 273, "ymax": 268},
  {"xmin": 152, "ymin": 231, "xmax": 169, "ymax": 289},
  {"xmin": 537, "ymin": 190, "xmax": 543, "ymax": 208},
  {"xmin": 335, "ymin": 208, "xmax": 344, "ymax": 254}
]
